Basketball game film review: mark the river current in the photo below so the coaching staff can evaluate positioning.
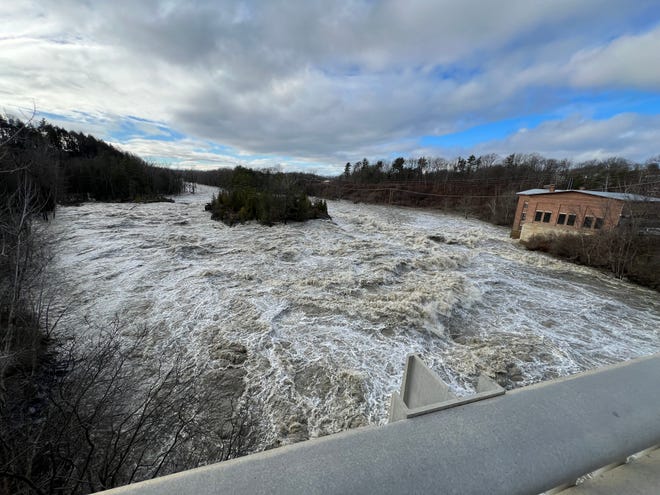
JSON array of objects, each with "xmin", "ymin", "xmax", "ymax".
[{"xmin": 47, "ymin": 185, "xmax": 660, "ymax": 447}]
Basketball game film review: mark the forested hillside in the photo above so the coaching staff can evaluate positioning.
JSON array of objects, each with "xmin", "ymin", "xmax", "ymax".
[{"xmin": 0, "ymin": 116, "xmax": 183, "ymax": 209}]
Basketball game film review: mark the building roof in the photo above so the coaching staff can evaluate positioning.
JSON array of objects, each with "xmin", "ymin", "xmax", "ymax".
[{"xmin": 516, "ymin": 189, "xmax": 660, "ymax": 202}]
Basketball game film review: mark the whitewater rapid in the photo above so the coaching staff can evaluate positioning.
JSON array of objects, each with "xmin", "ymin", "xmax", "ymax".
[{"xmin": 47, "ymin": 185, "xmax": 660, "ymax": 447}]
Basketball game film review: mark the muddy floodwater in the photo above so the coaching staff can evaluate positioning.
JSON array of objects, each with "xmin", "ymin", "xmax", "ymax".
[{"xmin": 48, "ymin": 185, "xmax": 660, "ymax": 448}]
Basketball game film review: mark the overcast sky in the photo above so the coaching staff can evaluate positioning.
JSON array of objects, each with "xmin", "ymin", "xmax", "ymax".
[{"xmin": 2, "ymin": 1, "xmax": 660, "ymax": 174}]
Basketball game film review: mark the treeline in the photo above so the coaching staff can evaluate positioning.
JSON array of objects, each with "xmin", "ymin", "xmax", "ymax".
[
  {"xmin": 0, "ymin": 116, "xmax": 183, "ymax": 209},
  {"xmin": 308, "ymin": 154, "xmax": 660, "ymax": 226},
  {"xmin": 199, "ymin": 166, "xmax": 329, "ymax": 226}
]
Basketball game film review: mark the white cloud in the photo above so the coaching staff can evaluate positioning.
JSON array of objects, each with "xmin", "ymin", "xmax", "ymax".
[
  {"xmin": 471, "ymin": 114, "xmax": 660, "ymax": 162},
  {"xmin": 111, "ymin": 138, "xmax": 239, "ymax": 169},
  {"xmin": 569, "ymin": 25, "xmax": 660, "ymax": 90},
  {"xmin": 112, "ymin": 135, "xmax": 337, "ymax": 174}
]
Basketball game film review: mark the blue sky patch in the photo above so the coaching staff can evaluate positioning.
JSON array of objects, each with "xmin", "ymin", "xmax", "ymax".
[{"xmin": 421, "ymin": 114, "xmax": 550, "ymax": 149}]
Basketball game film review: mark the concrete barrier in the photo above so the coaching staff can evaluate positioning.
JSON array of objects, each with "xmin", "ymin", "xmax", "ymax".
[
  {"xmin": 96, "ymin": 352, "xmax": 660, "ymax": 495},
  {"xmin": 389, "ymin": 354, "xmax": 504, "ymax": 422}
]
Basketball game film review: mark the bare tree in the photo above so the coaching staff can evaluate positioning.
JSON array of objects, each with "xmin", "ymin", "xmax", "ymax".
[
  {"xmin": 1, "ymin": 321, "xmax": 259, "ymax": 494},
  {"xmin": 0, "ymin": 110, "xmax": 55, "ymax": 400}
]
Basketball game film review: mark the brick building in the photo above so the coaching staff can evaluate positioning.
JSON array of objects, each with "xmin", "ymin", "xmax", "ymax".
[{"xmin": 511, "ymin": 187, "xmax": 660, "ymax": 241}]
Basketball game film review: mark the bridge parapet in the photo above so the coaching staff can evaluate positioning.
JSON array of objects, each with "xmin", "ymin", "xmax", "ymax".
[{"xmin": 97, "ymin": 353, "xmax": 660, "ymax": 495}]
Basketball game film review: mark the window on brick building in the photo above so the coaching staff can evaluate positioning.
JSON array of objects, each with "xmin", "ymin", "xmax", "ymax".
[
  {"xmin": 557, "ymin": 213, "xmax": 566, "ymax": 225},
  {"xmin": 566, "ymin": 214, "xmax": 576, "ymax": 226},
  {"xmin": 534, "ymin": 211, "xmax": 543, "ymax": 222},
  {"xmin": 594, "ymin": 218, "xmax": 604, "ymax": 229},
  {"xmin": 542, "ymin": 212, "xmax": 552, "ymax": 223},
  {"xmin": 583, "ymin": 216, "xmax": 593, "ymax": 228}
]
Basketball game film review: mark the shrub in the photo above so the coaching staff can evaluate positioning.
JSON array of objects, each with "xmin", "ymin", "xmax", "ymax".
[{"xmin": 523, "ymin": 230, "xmax": 659, "ymax": 290}]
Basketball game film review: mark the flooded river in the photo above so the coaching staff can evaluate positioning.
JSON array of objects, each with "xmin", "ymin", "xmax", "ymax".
[{"xmin": 48, "ymin": 185, "xmax": 660, "ymax": 448}]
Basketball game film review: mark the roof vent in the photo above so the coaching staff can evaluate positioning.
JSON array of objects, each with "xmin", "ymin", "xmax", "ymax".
[{"xmin": 544, "ymin": 184, "xmax": 556, "ymax": 192}]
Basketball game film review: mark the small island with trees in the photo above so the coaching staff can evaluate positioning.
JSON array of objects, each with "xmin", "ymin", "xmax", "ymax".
[{"xmin": 203, "ymin": 166, "xmax": 330, "ymax": 226}]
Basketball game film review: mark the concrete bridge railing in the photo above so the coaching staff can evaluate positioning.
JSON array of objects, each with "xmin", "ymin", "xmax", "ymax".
[{"xmin": 97, "ymin": 352, "xmax": 660, "ymax": 495}]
